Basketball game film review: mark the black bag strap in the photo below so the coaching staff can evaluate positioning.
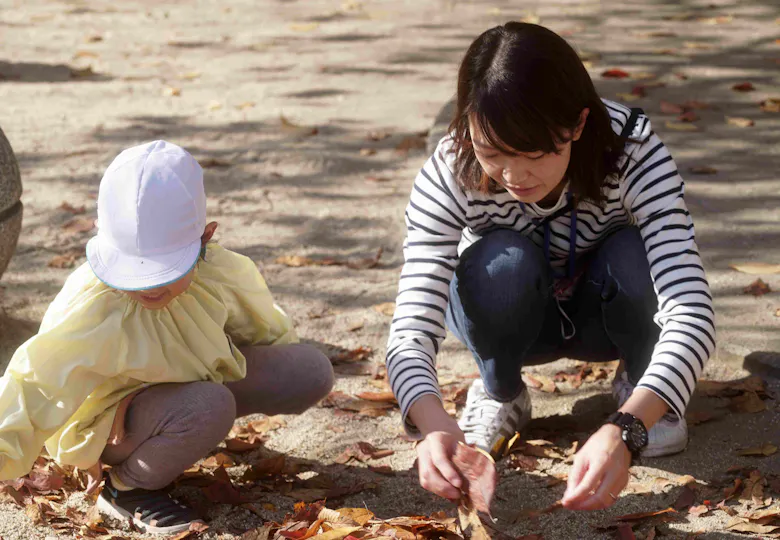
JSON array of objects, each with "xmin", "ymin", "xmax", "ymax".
[{"xmin": 620, "ymin": 107, "xmax": 644, "ymax": 138}]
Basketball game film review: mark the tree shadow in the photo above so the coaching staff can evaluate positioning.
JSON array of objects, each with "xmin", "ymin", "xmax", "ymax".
[{"xmin": 0, "ymin": 61, "xmax": 112, "ymax": 83}]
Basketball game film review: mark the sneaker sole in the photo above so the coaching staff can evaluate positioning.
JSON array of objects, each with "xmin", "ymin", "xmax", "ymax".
[
  {"xmin": 641, "ymin": 437, "xmax": 688, "ymax": 458},
  {"xmin": 97, "ymin": 494, "xmax": 204, "ymax": 535}
]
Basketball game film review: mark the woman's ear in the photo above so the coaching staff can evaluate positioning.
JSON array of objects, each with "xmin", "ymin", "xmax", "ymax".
[
  {"xmin": 201, "ymin": 221, "xmax": 218, "ymax": 246},
  {"xmin": 572, "ymin": 108, "xmax": 590, "ymax": 141}
]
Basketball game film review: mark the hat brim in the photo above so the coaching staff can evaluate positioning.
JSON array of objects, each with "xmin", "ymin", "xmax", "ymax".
[{"xmin": 86, "ymin": 236, "xmax": 201, "ymax": 291}]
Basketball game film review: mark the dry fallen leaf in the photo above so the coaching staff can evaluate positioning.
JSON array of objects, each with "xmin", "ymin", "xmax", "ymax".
[
  {"xmin": 683, "ymin": 100, "xmax": 712, "ymax": 110},
  {"xmin": 732, "ymin": 82, "xmax": 756, "ymax": 92},
  {"xmin": 60, "ymin": 202, "xmax": 86, "ymax": 214},
  {"xmin": 688, "ymin": 505, "xmax": 709, "ymax": 517},
  {"xmin": 372, "ymin": 302, "xmax": 395, "ymax": 316},
  {"xmin": 760, "ymin": 99, "xmax": 780, "ymax": 113},
  {"xmin": 359, "ymin": 148, "xmax": 377, "ymax": 156},
  {"xmin": 199, "ymin": 157, "xmax": 231, "ymax": 168},
  {"xmin": 601, "ymin": 69, "xmax": 630, "ymax": 79},
  {"xmin": 726, "ymin": 116, "xmax": 755, "ymax": 128},
  {"xmin": 614, "ymin": 508, "xmax": 677, "ymax": 522},
  {"xmin": 660, "ymin": 101, "xmax": 685, "ymax": 114},
  {"xmin": 458, "ymin": 501, "xmax": 491, "ymax": 540},
  {"xmin": 163, "ymin": 86, "xmax": 181, "ymax": 97},
  {"xmin": 280, "ymin": 115, "xmax": 319, "ymax": 136},
  {"xmin": 729, "ymin": 391, "xmax": 767, "ymax": 413},
  {"xmin": 737, "ymin": 443, "xmax": 778, "ymax": 457},
  {"xmin": 744, "ymin": 279, "xmax": 772, "ymax": 297},
  {"xmin": 678, "ymin": 111, "xmax": 699, "ymax": 122},
  {"xmin": 48, "ymin": 249, "xmax": 84, "ymax": 269},
  {"xmin": 63, "ymin": 216, "xmax": 95, "ymax": 234},
  {"xmin": 674, "ymin": 486, "xmax": 696, "ymax": 510},
  {"xmin": 452, "ymin": 443, "xmax": 497, "ymax": 516},
  {"xmin": 523, "ymin": 373, "xmax": 557, "ymax": 393},
  {"xmin": 730, "ymin": 263, "xmax": 780, "ymax": 275},
  {"xmin": 394, "ymin": 134, "xmax": 427, "ymax": 155},
  {"xmin": 334, "ymin": 442, "xmax": 394, "ymax": 464},
  {"xmin": 726, "ymin": 519, "xmax": 779, "ymax": 534},
  {"xmin": 616, "ymin": 93, "xmax": 642, "ymax": 102},
  {"xmin": 689, "ymin": 166, "xmax": 717, "ymax": 175}
]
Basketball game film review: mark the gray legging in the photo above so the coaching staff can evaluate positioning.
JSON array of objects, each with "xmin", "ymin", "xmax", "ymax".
[{"xmin": 100, "ymin": 344, "xmax": 334, "ymax": 490}]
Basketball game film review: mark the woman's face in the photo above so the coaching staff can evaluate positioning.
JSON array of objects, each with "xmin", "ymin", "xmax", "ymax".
[{"xmin": 468, "ymin": 108, "xmax": 589, "ymax": 204}]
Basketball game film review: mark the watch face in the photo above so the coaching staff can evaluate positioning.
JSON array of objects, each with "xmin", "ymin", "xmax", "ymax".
[{"xmin": 626, "ymin": 422, "xmax": 648, "ymax": 449}]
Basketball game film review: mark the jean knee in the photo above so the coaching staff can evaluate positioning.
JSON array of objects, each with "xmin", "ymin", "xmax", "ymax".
[
  {"xmin": 456, "ymin": 229, "xmax": 550, "ymax": 325},
  {"xmin": 590, "ymin": 229, "xmax": 654, "ymax": 298}
]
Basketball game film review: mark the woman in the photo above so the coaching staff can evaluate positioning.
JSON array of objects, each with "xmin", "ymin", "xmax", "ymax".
[{"xmin": 386, "ymin": 23, "xmax": 714, "ymax": 511}]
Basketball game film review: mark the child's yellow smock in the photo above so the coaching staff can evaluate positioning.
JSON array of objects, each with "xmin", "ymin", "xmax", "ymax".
[{"xmin": 0, "ymin": 244, "xmax": 297, "ymax": 479}]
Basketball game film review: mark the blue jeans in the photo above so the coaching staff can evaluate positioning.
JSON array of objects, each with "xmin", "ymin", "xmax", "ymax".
[{"xmin": 445, "ymin": 227, "xmax": 660, "ymax": 402}]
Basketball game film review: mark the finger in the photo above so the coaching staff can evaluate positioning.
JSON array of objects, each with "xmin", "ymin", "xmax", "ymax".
[
  {"xmin": 429, "ymin": 443, "xmax": 463, "ymax": 489},
  {"xmin": 578, "ymin": 467, "xmax": 628, "ymax": 511},
  {"xmin": 564, "ymin": 455, "xmax": 588, "ymax": 499},
  {"xmin": 418, "ymin": 450, "xmax": 462, "ymax": 500},
  {"xmin": 561, "ymin": 458, "xmax": 606, "ymax": 509}
]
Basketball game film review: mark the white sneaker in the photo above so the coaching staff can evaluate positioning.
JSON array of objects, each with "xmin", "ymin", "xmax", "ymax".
[
  {"xmin": 457, "ymin": 379, "xmax": 532, "ymax": 459},
  {"xmin": 612, "ymin": 371, "xmax": 688, "ymax": 457}
]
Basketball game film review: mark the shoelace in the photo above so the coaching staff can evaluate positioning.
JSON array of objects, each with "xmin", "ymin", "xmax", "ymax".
[{"xmin": 459, "ymin": 391, "xmax": 508, "ymax": 436}]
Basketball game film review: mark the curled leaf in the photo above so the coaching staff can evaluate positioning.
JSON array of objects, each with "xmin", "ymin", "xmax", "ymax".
[{"xmin": 452, "ymin": 442, "xmax": 497, "ymax": 516}]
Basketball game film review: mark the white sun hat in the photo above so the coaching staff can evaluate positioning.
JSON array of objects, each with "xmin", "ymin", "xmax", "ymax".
[{"xmin": 86, "ymin": 140, "xmax": 206, "ymax": 291}]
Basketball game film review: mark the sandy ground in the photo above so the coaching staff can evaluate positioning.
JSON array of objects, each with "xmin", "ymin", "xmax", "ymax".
[{"xmin": 0, "ymin": 0, "xmax": 779, "ymax": 538}]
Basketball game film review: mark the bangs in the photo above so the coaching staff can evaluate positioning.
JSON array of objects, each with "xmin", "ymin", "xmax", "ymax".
[{"xmin": 470, "ymin": 89, "xmax": 569, "ymax": 155}]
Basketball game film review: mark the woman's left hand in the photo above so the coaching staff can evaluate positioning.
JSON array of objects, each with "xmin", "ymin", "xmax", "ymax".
[{"xmin": 561, "ymin": 423, "xmax": 631, "ymax": 511}]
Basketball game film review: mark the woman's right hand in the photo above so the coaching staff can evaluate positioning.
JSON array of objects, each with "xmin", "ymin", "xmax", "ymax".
[
  {"xmin": 408, "ymin": 395, "xmax": 467, "ymax": 500},
  {"xmin": 416, "ymin": 427, "xmax": 466, "ymax": 500}
]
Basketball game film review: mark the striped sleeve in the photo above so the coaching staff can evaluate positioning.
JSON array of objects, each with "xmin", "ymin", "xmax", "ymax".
[
  {"xmin": 622, "ymin": 130, "xmax": 715, "ymax": 418},
  {"xmin": 386, "ymin": 142, "xmax": 469, "ymax": 437}
]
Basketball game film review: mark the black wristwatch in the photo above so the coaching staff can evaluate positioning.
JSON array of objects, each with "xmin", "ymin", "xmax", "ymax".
[{"xmin": 606, "ymin": 412, "xmax": 648, "ymax": 459}]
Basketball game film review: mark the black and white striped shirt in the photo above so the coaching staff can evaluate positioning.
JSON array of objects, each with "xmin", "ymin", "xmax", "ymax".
[{"xmin": 386, "ymin": 99, "xmax": 715, "ymax": 434}]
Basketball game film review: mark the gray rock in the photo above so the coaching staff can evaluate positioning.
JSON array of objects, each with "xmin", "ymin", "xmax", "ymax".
[{"xmin": 0, "ymin": 126, "xmax": 22, "ymax": 280}]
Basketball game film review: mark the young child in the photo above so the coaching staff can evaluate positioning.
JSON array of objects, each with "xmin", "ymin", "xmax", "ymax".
[
  {"xmin": 0, "ymin": 140, "xmax": 334, "ymax": 534},
  {"xmin": 387, "ymin": 23, "xmax": 714, "ymax": 511}
]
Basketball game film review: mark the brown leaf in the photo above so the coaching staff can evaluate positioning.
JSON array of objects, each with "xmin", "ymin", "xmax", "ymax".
[
  {"xmin": 320, "ymin": 391, "xmax": 394, "ymax": 416},
  {"xmin": 689, "ymin": 166, "xmax": 717, "ymax": 175},
  {"xmin": 368, "ymin": 465, "xmax": 395, "ymax": 476},
  {"xmin": 225, "ymin": 435, "xmax": 265, "ymax": 452},
  {"xmin": 729, "ymin": 391, "xmax": 767, "ymax": 413},
  {"xmin": 688, "ymin": 504, "xmax": 708, "ymax": 516},
  {"xmin": 48, "ymin": 249, "xmax": 83, "ymax": 269},
  {"xmin": 366, "ymin": 176, "xmax": 390, "ymax": 183},
  {"xmin": 760, "ymin": 99, "xmax": 780, "ymax": 113},
  {"xmin": 660, "ymin": 101, "xmax": 685, "ymax": 114},
  {"xmin": 372, "ymin": 302, "xmax": 395, "ymax": 316},
  {"xmin": 359, "ymin": 148, "xmax": 377, "ymax": 156},
  {"xmin": 201, "ymin": 452, "xmax": 236, "ymax": 469},
  {"xmin": 334, "ymin": 442, "xmax": 394, "ymax": 464},
  {"xmin": 25, "ymin": 502, "xmax": 47, "ymax": 525},
  {"xmin": 355, "ymin": 391, "xmax": 396, "ymax": 403},
  {"xmin": 743, "ymin": 278, "xmax": 772, "ymax": 296},
  {"xmin": 726, "ymin": 116, "xmax": 755, "ymax": 128},
  {"xmin": 200, "ymin": 157, "xmax": 232, "ymax": 168},
  {"xmin": 601, "ymin": 69, "xmax": 630, "ymax": 79},
  {"xmin": 730, "ymin": 262, "xmax": 780, "ymax": 275},
  {"xmin": 248, "ymin": 416, "xmax": 286, "ymax": 434},
  {"xmin": 367, "ymin": 131, "xmax": 391, "ymax": 141},
  {"xmin": 698, "ymin": 15, "xmax": 733, "ymax": 24},
  {"xmin": 726, "ymin": 519, "xmax": 779, "ymax": 534},
  {"xmin": 346, "ymin": 320, "xmax": 364, "ymax": 332},
  {"xmin": 506, "ymin": 454, "xmax": 539, "ymax": 472},
  {"xmin": 665, "ymin": 121, "xmax": 698, "ymax": 132},
  {"xmin": 60, "ymin": 202, "xmax": 86, "ymax": 214},
  {"xmin": 452, "ymin": 442, "xmax": 497, "ymax": 516},
  {"xmin": 394, "ymin": 134, "xmax": 427, "ymax": 155},
  {"xmin": 723, "ymin": 478, "xmax": 744, "ymax": 500},
  {"xmin": 523, "ymin": 373, "xmax": 557, "ymax": 393},
  {"xmin": 280, "ymin": 115, "xmax": 319, "ymax": 136},
  {"xmin": 63, "ymin": 216, "xmax": 95, "ymax": 234},
  {"xmin": 737, "ymin": 443, "xmax": 778, "ymax": 457},
  {"xmin": 163, "ymin": 86, "xmax": 182, "ymax": 97},
  {"xmin": 241, "ymin": 456, "xmax": 287, "ymax": 482},
  {"xmin": 732, "ymin": 82, "xmax": 756, "ymax": 92},
  {"xmin": 677, "ymin": 111, "xmax": 699, "ymax": 122},
  {"xmin": 329, "ymin": 346, "xmax": 372, "ymax": 364},
  {"xmin": 457, "ymin": 501, "xmax": 491, "ymax": 540},
  {"xmin": 202, "ymin": 466, "xmax": 244, "ymax": 505}
]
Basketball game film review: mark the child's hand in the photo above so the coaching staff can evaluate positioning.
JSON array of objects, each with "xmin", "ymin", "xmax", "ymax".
[{"xmin": 416, "ymin": 427, "xmax": 466, "ymax": 501}]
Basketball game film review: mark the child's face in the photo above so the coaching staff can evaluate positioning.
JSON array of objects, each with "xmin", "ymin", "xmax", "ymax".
[{"xmin": 123, "ymin": 269, "xmax": 195, "ymax": 309}]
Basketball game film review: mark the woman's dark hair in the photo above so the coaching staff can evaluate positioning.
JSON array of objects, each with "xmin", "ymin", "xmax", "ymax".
[{"xmin": 450, "ymin": 22, "xmax": 626, "ymax": 204}]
